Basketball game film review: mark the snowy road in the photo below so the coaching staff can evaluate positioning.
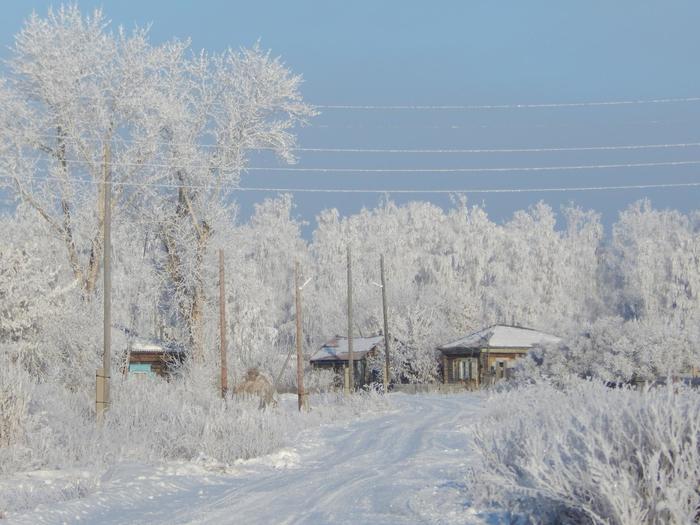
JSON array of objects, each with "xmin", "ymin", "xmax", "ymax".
[{"xmin": 9, "ymin": 394, "xmax": 486, "ymax": 525}]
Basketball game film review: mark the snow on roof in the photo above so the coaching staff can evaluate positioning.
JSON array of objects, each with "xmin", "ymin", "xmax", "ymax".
[
  {"xmin": 438, "ymin": 325, "xmax": 561, "ymax": 352},
  {"xmin": 130, "ymin": 338, "xmax": 186, "ymax": 354},
  {"xmin": 310, "ymin": 335, "xmax": 384, "ymax": 362}
]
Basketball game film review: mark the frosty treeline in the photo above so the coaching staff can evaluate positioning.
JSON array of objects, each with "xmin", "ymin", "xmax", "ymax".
[
  {"xmin": 3, "ymin": 193, "xmax": 700, "ymax": 388},
  {"xmin": 2, "ymin": 6, "xmax": 700, "ymax": 393}
]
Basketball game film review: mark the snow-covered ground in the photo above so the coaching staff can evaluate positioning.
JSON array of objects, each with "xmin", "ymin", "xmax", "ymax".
[{"xmin": 5, "ymin": 393, "xmax": 492, "ymax": 525}]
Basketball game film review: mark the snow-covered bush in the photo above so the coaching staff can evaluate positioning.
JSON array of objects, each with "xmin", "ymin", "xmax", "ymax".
[
  {"xmin": 304, "ymin": 367, "xmax": 338, "ymax": 393},
  {"xmin": 20, "ymin": 382, "xmax": 99, "ymax": 471},
  {"xmin": 0, "ymin": 362, "xmax": 388, "ymax": 475},
  {"xmin": 469, "ymin": 380, "xmax": 700, "ymax": 524},
  {"xmin": 0, "ymin": 356, "xmax": 33, "ymax": 450},
  {"xmin": 106, "ymin": 374, "xmax": 386, "ymax": 465},
  {"xmin": 518, "ymin": 317, "xmax": 700, "ymax": 384}
]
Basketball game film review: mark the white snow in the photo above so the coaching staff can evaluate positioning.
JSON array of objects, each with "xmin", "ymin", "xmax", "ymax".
[
  {"xmin": 310, "ymin": 335, "xmax": 384, "ymax": 362},
  {"xmin": 4, "ymin": 394, "xmax": 494, "ymax": 525},
  {"xmin": 438, "ymin": 324, "xmax": 561, "ymax": 351}
]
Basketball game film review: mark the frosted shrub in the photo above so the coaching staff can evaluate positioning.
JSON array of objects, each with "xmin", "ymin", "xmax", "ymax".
[
  {"xmin": 305, "ymin": 368, "xmax": 338, "ymax": 393},
  {"xmin": 0, "ymin": 364, "xmax": 388, "ymax": 476},
  {"xmin": 105, "ymin": 377, "xmax": 387, "ymax": 464},
  {"xmin": 105, "ymin": 377, "xmax": 288, "ymax": 464},
  {"xmin": 22, "ymin": 383, "xmax": 98, "ymax": 471},
  {"xmin": 518, "ymin": 317, "xmax": 700, "ymax": 385},
  {"xmin": 0, "ymin": 357, "xmax": 33, "ymax": 451},
  {"xmin": 469, "ymin": 380, "xmax": 700, "ymax": 524},
  {"xmin": 0, "ymin": 369, "xmax": 98, "ymax": 474}
]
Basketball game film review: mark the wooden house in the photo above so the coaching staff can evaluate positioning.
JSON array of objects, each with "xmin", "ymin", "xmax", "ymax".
[
  {"xmin": 437, "ymin": 324, "xmax": 560, "ymax": 387},
  {"xmin": 125, "ymin": 338, "xmax": 186, "ymax": 378},
  {"xmin": 310, "ymin": 335, "xmax": 384, "ymax": 388}
]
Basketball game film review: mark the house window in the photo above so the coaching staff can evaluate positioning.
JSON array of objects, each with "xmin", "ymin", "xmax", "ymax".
[
  {"xmin": 459, "ymin": 360, "xmax": 468, "ymax": 380},
  {"xmin": 454, "ymin": 358, "xmax": 477, "ymax": 380},
  {"xmin": 129, "ymin": 363, "xmax": 153, "ymax": 378},
  {"xmin": 492, "ymin": 359, "xmax": 508, "ymax": 379}
]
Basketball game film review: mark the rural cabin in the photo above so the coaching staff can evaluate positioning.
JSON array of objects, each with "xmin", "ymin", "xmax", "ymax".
[
  {"xmin": 438, "ymin": 324, "xmax": 561, "ymax": 387},
  {"xmin": 125, "ymin": 338, "xmax": 186, "ymax": 378},
  {"xmin": 310, "ymin": 335, "xmax": 384, "ymax": 388}
]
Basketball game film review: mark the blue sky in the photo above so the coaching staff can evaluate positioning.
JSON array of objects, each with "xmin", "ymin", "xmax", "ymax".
[{"xmin": 3, "ymin": 1, "xmax": 700, "ymax": 232}]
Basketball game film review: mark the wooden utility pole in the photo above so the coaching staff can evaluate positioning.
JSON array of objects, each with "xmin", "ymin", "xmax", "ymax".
[
  {"xmin": 219, "ymin": 249, "xmax": 228, "ymax": 398},
  {"xmin": 295, "ymin": 261, "xmax": 308, "ymax": 411},
  {"xmin": 380, "ymin": 254, "xmax": 391, "ymax": 393},
  {"xmin": 346, "ymin": 245, "xmax": 354, "ymax": 393},
  {"xmin": 97, "ymin": 143, "xmax": 111, "ymax": 423}
]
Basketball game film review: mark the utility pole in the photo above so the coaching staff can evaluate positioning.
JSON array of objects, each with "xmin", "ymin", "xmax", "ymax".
[
  {"xmin": 380, "ymin": 254, "xmax": 391, "ymax": 393},
  {"xmin": 219, "ymin": 249, "xmax": 228, "ymax": 398},
  {"xmin": 97, "ymin": 142, "xmax": 111, "ymax": 424},
  {"xmin": 295, "ymin": 261, "xmax": 308, "ymax": 411},
  {"xmin": 346, "ymin": 245, "xmax": 354, "ymax": 393}
]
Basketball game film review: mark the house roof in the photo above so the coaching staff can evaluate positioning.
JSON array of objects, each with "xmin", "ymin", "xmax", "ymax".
[
  {"xmin": 129, "ymin": 338, "xmax": 186, "ymax": 355},
  {"xmin": 310, "ymin": 335, "xmax": 384, "ymax": 362},
  {"xmin": 438, "ymin": 325, "xmax": 560, "ymax": 352}
]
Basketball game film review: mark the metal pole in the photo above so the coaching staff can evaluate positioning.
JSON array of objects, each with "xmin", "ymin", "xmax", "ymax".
[
  {"xmin": 346, "ymin": 245, "xmax": 354, "ymax": 393},
  {"xmin": 295, "ymin": 261, "xmax": 307, "ymax": 411},
  {"xmin": 380, "ymin": 254, "xmax": 391, "ymax": 393},
  {"xmin": 219, "ymin": 249, "xmax": 228, "ymax": 398},
  {"xmin": 98, "ymin": 142, "xmax": 111, "ymax": 423}
]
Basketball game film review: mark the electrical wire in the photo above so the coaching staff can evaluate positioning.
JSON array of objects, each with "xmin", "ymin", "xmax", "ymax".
[
  {"xmin": 29, "ymin": 133, "xmax": 700, "ymax": 155},
  {"xmin": 2, "ymin": 173, "xmax": 700, "ymax": 195},
  {"xmin": 315, "ymin": 96, "xmax": 700, "ymax": 110},
  {"xmin": 244, "ymin": 160, "xmax": 700, "ymax": 173},
  {"xmin": 5, "ymin": 154, "xmax": 700, "ymax": 174},
  {"xmin": 293, "ymin": 142, "xmax": 700, "ymax": 154}
]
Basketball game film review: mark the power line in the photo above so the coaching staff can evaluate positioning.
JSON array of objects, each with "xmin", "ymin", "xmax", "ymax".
[
  {"xmin": 311, "ymin": 118, "xmax": 695, "ymax": 130},
  {"xmin": 30, "ymin": 133, "xmax": 700, "ymax": 155},
  {"xmin": 223, "ymin": 182, "xmax": 700, "ymax": 194},
  {"xmin": 245, "ymin": 160, "xmax": 700, "ymax": 173},
  {"xmin": 315, "ymin": 96, "xmax": 700, "ymax": 111},
  {"xmin": 6, "ymin": 154, "xmax": 700, "ymax": 174},
  {"xmin": 294, "ymin": 142, "xmax": 700, "ymax": 154},
  {"xmin": 2, "ymin": 173, "xmax": 700, "ymax": 195}
]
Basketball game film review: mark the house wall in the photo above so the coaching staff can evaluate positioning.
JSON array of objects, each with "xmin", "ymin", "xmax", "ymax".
[
  {"xmin": 442, "ymin": 347, "xmax": 528, "ymax": 387},
  {"xmin": 480, "ymin": 349, "xmax": 528, "ymax": 383},
  {"xmin": 311, "ymin": 358, "xmax": 372, "ymax": 388},
  {"xmin": 442, "ymin": 352, "xmax": 480, "ymax": 388},
  {"xmin": 129, "ymin": 352, "xmax": 172, "ymax": 377}
]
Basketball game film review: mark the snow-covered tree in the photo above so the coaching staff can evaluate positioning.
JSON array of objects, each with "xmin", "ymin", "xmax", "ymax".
[
  {"xmin": 606, "ymin": 199, "xmax": 700, "ymax": 324},
  {"xmin": 142, "ymin": 45, "xmax": 314, "ymax": 357},
  {"xmin": 0, "ymin": 5, "xmax": 315, "ymax": 359},
  {"xmin": 0, "ymin": 6, "xmax": 177, "ymax": 296}
]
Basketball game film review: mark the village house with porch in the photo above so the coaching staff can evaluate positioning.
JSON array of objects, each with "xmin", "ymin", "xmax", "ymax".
[
  {"xmin": 437, "ymin": 324, "xmax": 561, "ymax": 388},
  {"xmin": 310, "ymin": 335, "xmax": 384, "ymax": 389}
]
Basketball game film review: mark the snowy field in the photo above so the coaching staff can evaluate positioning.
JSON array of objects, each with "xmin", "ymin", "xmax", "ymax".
[{"xmin": 4, "ymin": 394, "xmax": 491, "ymax": 525}]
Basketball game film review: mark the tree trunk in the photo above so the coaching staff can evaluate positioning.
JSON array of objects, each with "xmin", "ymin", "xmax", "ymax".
[
  {"xmin": 161, "ymin": 184, "xmax": 211, "ymax": 361},
  {"xmin": 188, "ymin": 224, "xmax": 210, "ymax": 361},
  {"xmin": 83, "ymin": 144, "xmax": 110, "ymax": 296}
]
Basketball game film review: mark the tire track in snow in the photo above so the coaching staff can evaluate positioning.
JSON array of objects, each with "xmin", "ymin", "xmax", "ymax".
[
  {"xmin": 187, "ymin": 394, "xmax": 483, "ymax": 525},
  {"xmin": 8, "ymin": 394, "xmax": 485, "ymax": 525}
]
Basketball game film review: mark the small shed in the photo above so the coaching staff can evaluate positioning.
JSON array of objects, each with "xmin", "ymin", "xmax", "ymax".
[
  {"xmin": 310, "ymin": 335, "xmax": 384, "ymax": 388},
  {"xmin": 126, "ymin": 338, "xmax": 186, "ymax": 378},
  {"xmin": 437, "ymin": 324, "xmax": 560, "ymax": 387}
]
